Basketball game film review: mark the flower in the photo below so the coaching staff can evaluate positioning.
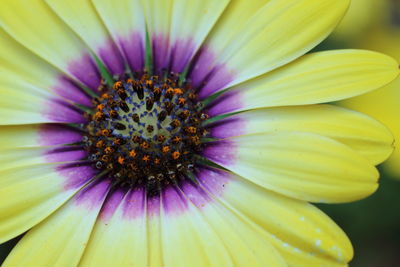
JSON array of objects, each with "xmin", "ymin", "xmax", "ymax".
[{"xmin": 0, "ymin": 0, "xmax": 398, "ymax": 266}]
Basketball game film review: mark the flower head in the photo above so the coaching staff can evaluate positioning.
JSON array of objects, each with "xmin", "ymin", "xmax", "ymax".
[{"xmin": 0, "ymin": 0, "xmax": 399, "ymax": 266}]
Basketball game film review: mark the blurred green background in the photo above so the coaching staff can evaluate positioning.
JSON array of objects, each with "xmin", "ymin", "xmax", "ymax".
[{"xmin": 1, "ymin": 0, "xmax": 399, "ymax": 266}]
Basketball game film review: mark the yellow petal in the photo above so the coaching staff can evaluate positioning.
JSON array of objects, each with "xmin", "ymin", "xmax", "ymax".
[
  {"xmin": 159, "ymin": 187, "xmax": 234, "ymax": 267},
  {"xmin": 3, "ymin": 180, "xmax": 110, "ymax": 267},
  {"xmin": 0, "ymin": 146, "xmax": 86, "ymax": 172},
  {"xmin": 147, "ymin": 196, "xmax": 163, "ymax": 267},
  {"xmin": 0, "ymin": 163, "xmax": 95, "ymax": 243},
  {"xmin": 0, "ymin": 0, "xmax": 101, "ymax": 89},
  {"xmin": 197, "ymin": 167, "xmax": 353, "ymax": 266},
  {"xmin": 0, "ymin": 29, "xmax": 95, "ymax": 106},
  {"xmin": 0, "ymin": 124, "xmax": 84, "ymax": 149},
  {"xmin": 0, "ymin": 28, "xmax": 57, "ymax": 91},
  {"xmin": 207, "ymin": 50, "xmax": 399, "ymax": 114},
  {"xmin": 139, "ymin": 0, "xmax": 173, "ymax": 71},
  {"xmin": 92, "ymin": 0, "xmax": 146, "ymax": 71},
  {"xmin": 209, "ymin": 105, "xmax": 394, "ymax": 165},
  {"xmin": 79, "ymin": 188, "xmax": 148, "ymax": 267},
  {"xmin": 141, "ymin": 0, "xmax": 229, "ymax": 72},
  {"xmin": 45, "ymin": 0, "xmax": 125, "ymax": 75},
  {"xmin": 179, "ymin": 182, "xmax": 287, "ymax": 266},
  {"xmin": 0, "ymin": 72, "xmax": 86, "ymax": 125},
  {"xmin": 193, "ymin": 0, "xmax": 349, "ymax": 97},
  {"xmin": 140, "ymin": 0, "xmax": 172, "ymax": 36},
  {"xmin": 203, "ymin": 132, "xmax": 379, "ymax": 203},
  {"xmin": 168, "ymin": 0, "xmax": 230, "ymax": 72}
]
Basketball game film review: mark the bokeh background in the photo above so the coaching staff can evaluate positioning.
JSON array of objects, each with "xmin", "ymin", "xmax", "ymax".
[{"xmin": 1, "ymin": 0, "xmax": 399, "ymax": 266}]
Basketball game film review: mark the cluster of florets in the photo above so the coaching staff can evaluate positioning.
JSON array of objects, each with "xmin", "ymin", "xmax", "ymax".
[{"xmin": 82, "ymin": 72, "xmax": 209, "ymax": 194}]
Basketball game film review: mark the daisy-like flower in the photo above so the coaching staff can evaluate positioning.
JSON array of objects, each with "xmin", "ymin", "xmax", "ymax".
[{"xmin": 0, "ymin": 0, "xmax": 399, "ymax": 266}]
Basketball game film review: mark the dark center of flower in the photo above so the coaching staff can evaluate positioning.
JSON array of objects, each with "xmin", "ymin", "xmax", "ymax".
[{"xmin": 82, "ymin": 72, "xmax": 209, "ymax": 195}]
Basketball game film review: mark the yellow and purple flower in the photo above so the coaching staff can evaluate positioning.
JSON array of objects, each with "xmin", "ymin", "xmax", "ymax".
[{"xmin": 0, "ymin": 0, "xmax": 399, "ymax": 266}]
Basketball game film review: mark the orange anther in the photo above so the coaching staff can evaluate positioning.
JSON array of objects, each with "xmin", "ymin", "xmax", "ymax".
[
  {"xmin": 95, "ymin": 140, "xmax": 105, "ymax": 148},
  {"xmin": 153, "ymin": 87, "xmax": 162, "ymax": 94},
  {"xmin": 174, "ymin": 88, "xmax": 183, "ymax": 95},
  {"xmin": 162, "ymin": 146, "xmax": 170, "ymax": 153},
  {"xmin": 113, "ymin": 81, "xmax": 123, "ymax": 90},
  {"xmin": 96, "ymin": 104, "xmax": 105, "ymax": 111},
  {"xmin": 104, "ymin": 147, "xmax": 114, "ymax": 154},
  {"xmin": 170, "ymin": 119, "xmax": 181, "ymax": 128},
  {"xmin": 142, "ymin": 155, "xmax": 150, "ymax": 163},
  {"xmin": 157, "ymin": 135, "xmax": 166, "ymax": 143},
  {"xmin": 172, "ymin": 151, "xmax": 180, "ymax": 160},
  {"xmin": 166, "ymin": 88, "xmax": 174, "ymax": 96},
  {"xmin": 172, "ymin": 136, "xmax": 182, "ymax": 144},
  {"xmin": 118, "ymin": 156, "xmax": 125, "ymax": 165},
  {"xmin": 94, "ymin": 111, "xmax": 105, "ymax": 121},
  {"xmin": 129, "ymin": 150, "xmax": 137, "ymax": 158},
  {"xmin": 113, "ymin": 138, "xmax": 123, "ymax": 145},
  {"xmin": 140, "ymin": 141, "xmax": 150, "ymax": 149},
  {"xmin": 101, "ymin": 129, "xmax": 111, "ymax": 136},
  {"xmin": 101, "ymin": 93, "xmax": 111, "ymax": 99},
  {"xmin": 185, "ymin": 126, "xmax": 197, "ymax": 134},
  {"xmin": 178, "ymin": 98, "xmax": 186, "ymax": 106}
]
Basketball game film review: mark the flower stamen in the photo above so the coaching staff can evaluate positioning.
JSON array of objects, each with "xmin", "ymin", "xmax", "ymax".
[{"xmin": 82, "ymin": 72, "xmax": 208, "ymax": 195}]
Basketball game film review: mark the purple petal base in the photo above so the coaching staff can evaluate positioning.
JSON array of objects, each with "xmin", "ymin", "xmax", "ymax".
[
  {"xmin": 43, "ymin": 99, "xmax": 87, "ymax": 123},
  {"xmin": 202, "ymin": 140, "xmax": 238, "ymax": 166},
  {"xmin": 99, "ymin": 188, "xmax": 126, "ymax": 221},
  {"xmin": 169, "ymin": 38, "xmax": 196, "ymax": 73},
  {"xmin": 117, "ymin": 32, "xmax": 145, "ymax": 72},
  {"xmin": 195, "ymin": 167, "xmax": 231, "ymax": 198},
  {"xmin": 161, "ymin": 186, "xmax": 189, "ymax": 216},
  {"xmin": 152, "ymin": 34, "xmax": 170, "ymax": 74},
  {"xmin": 44, "ymin": 146, "xmax": 87, "ymax": 163},
  {"xmin": 53, "ymin": 77, "xmax": 93, "ymax": 106},
  {"xmin": 38, "ymin": 124, "xmax": 84, "ymax": 146},
  {"xmin": 188, "ymin": 47, "xmax": 235, "ymax": 99},
  {"xmin": 74, "ymin": 179, "xmax": 111, "ymax": 210},
  {"xmin": 147, "ymin": 193, "xmax": 161, "ymax": 218},
  {"xmin": 67, "ymin": 53, "xmax": 101, "ymax": 90},
  {"xmin": 99, "ymin": 186, "xmax": 153, "ymax": 221},
  {"xmin": 98, "ymin": 39, "xmax": 126, "ymax": 76},
  {"xmin": 207, "ymin": 116, "xmax": 247, "ymax": 139},
  {"xmin": 58, "ymin": 163, "xmax": 97, "ymax": 190},
  {"xmin": 122, "ymin": 187, "xmax": 146, "ymax": 219},
  {"xmin": 97, "ymin": 169, "xmax": 232, "ymax": 220},
  {"xmin": 206, "ymin": 90, "xmax": 244, "ymax": 117}
]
